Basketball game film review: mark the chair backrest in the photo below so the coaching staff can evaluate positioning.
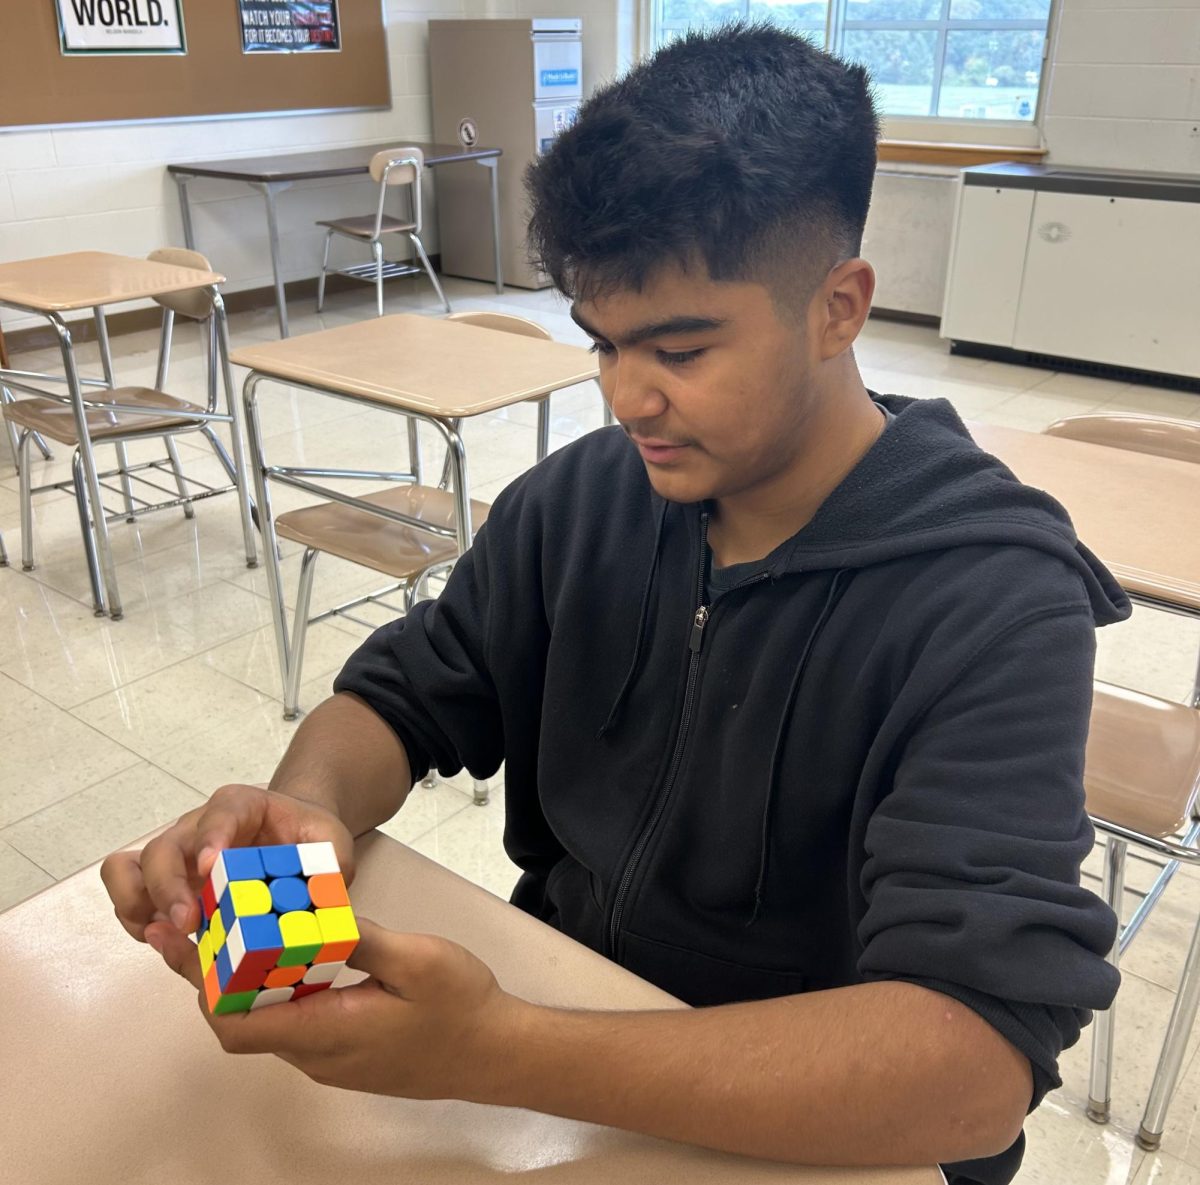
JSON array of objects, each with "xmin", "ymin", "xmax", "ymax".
[
  {"xmin": 368, "ymin": 147, "xmax": 424, "ymax": 236},
  {"xmin": 369, "ymin": 146, "xmax": 424, "ymax": 186},
  {"xmin": 1086, "ymin": 682, "xmax": 1200, "ymax": 840},
  {"xmin": 444, "ymin": 311, "xmax": 552, "ymax": 341},
  {"xmin": 147, "ymin": 247, "xmax": 216, "ymax": 321},
  {"xmin": 1045, "ymin": 414, "xmax": 1200, "ymax": 467}
]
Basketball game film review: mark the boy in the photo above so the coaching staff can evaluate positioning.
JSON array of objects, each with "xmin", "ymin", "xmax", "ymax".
[{"xmin": 103, "ymin": 25, "xmax": 1126, "ymax": 1185}]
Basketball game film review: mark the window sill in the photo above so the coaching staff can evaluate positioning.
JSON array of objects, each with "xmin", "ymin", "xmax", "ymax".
[{"xmin": 878, "ymin": 140, "xmax": 1048, "ymax": 167}]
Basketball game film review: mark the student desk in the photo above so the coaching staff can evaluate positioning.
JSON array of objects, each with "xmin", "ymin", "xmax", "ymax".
[
  {"xmin": 167, "ymin": 143, "xmax": 505, "ymax": 338},
  {"xmin": 230, "ymin": 313, "xmax": 598, "ymax": 714},
  {"xmin": 970, "ymin": 423, "xmax": 1200, "ymax": 617},
  {"xmin": 0, "ymin": 251, "xmax": 250, "ymax": 620},
  {"xmin": 0, "ymin": 830, "xmax": 943, "ymax": 1185}
]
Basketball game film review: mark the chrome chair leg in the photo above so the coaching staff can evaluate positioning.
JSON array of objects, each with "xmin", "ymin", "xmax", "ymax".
[
  {"xmin": 536, "ymin": 397, "xmax": 551, "ymax": 462},
  {"xmin": 212, "ymin": 294, "xmax": 258, "ymax": 567},
  {"xmin": 473, "ymin": 779, "xmax": 489, "ymax": 806},
  {"xmin": 163, "ymin": 436, "xmax": 194, "ymax": 519},
  {"xmin": 316, "ymin": 230, "xmax": 333, "ymax": 313},
  {"xmin": 407, "ymin": 569, "xmax": 439, "ymax": 790},
  {"xmin": 18, "ymin": 430, "xmax": 35, "ymax": 571},
  {"xmin": 113, "ymin": 441, "xmax": 137, "ymax": 522},
  {"xmin": 72, "ymin": 449, "xmax": 105, "ymax": 615},
  {"xmin": 201, "ymin": 425, "xmax": 237, "ymax": 483},
  {"xmin": 244, "ymin": 374, "xmax": 291, "ymax": 718},
  {"xmin": 1138, "ymin": 908, "xmax": 1200, "ymax": 1149},
  {"xmin": 437, "ymin": 417, "xmax": 463, "ymax": 491},
  {"xmin": 410, "ymin": 233, "xmax": 450, "ymax": 313},
  {"xmin": 373, "ymin": 240, "xmax": 385, "ymax": 318},
  {"xmin": 284, "ymin": 546, "xmax": 320, "ymax": 721},
  {"xmin": 1088, "ymin": 837, "xmax": 1127, "ymax": 1124},
  {"xmin": 0, "ymin": 529, "xmax": 6, "ymax": 567},
  {"xmin": 407, "ymin": 416, "xmax": 423, "ymax": 485}
]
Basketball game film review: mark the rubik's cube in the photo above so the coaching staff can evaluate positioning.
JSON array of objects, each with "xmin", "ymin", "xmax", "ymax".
[{"xmin": 194, "ymin": 842, "xmax": 359, "ymax": 1015}]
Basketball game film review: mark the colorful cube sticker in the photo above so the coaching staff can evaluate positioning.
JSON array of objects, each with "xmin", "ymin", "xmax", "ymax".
[{"xmin": 194, "ymin": 842, "xmax": 358, "ymax": 1015}]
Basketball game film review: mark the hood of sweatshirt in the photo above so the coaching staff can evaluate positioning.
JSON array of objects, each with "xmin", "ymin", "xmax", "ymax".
[{"xmin": 718, "ymin": 394, "xmax": 1126, "ymax": 619}]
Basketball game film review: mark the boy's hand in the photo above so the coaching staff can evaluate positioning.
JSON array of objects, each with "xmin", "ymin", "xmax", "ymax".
[
  {"xmin": 99, "ymin": 783, "xmax": 356, "ymax": 942},
  {"xmin": 149, "ymin": 916, "xmax": 528, "ymax": 1104}
]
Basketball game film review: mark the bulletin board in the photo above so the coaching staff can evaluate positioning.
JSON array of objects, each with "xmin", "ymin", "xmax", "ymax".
[{"xmin": 0, "ymin": 0, "xmax": 389, "ymax": 130}]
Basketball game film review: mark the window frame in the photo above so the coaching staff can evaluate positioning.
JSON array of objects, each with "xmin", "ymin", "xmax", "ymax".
[{"xmin": 640, "ymin": 0, "xmax": 1056, "ymax": 148}]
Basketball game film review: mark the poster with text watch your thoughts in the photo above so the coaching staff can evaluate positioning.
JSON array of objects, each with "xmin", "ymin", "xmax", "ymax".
[
  {"xmin": 56, "ymin": 0, "xmax": 186, "ymax": 54},
  {"xmin": 239, "ymin": 1, "xmax": 341, "ymax": 53}
]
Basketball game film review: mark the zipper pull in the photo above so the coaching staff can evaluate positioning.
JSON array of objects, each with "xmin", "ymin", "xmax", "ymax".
[{"xmin": 689, "ymin": 605, "xmax": 710, "ymax": 653}]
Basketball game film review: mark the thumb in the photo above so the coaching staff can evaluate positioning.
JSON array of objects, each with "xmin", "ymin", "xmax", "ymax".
[
  {"xmin": 346, "ymin": 918, "xmax": 448, "ymax": 999},
  {"xmin": 145, "ymin": 920, "xmax": 204, "ymax": 990}
]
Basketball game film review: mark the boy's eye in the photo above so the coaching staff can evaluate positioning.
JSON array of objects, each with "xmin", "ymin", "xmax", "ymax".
[
  {"xmin": 588, "ymin": 340, "xmax": 615, "ymax": 356},
  {"xmin": 658, "ymin": 349, "xmax": 705, "ymax": 367}
]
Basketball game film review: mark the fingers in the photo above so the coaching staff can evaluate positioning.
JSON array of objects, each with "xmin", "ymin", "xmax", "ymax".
[
  {"xmin": 99, "ymin": 851, "xmax": 155, "ymax": 942},
  {"xmin": 103, "ymin": 783, "xmax": 355, "ymax": 951},
  {"xmin": 194, "ymin": 785, "xmax": 270, "ymax": 876},
  {"xmin": 146, "ymin": 921, "xmax": 204, "ymax": 991},
  {"xmin": 138, "ymin": 819, "xmax": 204, "ymax": 935},
  {"xmin": 206, "ymin": 982, "xmax": 363, "ymax": 1058},
  {"xmin": 138, "ymin": 786, "xmax": 270, "ymax": 936}
]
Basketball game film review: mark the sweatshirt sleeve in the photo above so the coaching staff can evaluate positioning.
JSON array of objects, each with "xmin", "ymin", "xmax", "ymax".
[
  {"xmin": 332, "ymin": 509, "xmax": 507, "ymax": 785},
  {"xmin": 856, "ymin": 599, "xmax": 1119, "ymax": 1108}
]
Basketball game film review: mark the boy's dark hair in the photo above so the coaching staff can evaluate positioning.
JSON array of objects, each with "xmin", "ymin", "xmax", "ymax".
[{"xmin": 526, "ymin": 23, "xmax": 879, "ymax": 308}]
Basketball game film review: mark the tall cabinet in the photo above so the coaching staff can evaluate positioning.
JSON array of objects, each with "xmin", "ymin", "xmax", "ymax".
[{"xmin": 430, "ymin": 18, "xmax": 584, "ymax": 290}]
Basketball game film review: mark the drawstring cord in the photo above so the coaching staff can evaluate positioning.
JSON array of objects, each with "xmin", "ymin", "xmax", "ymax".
[
  {"xmin": 596, "ymin": 500, "xmax": 669, "ymax": 739},
  {"xmin": 748, "ymin": 569, "xmax": 853, "ymax": 925}
]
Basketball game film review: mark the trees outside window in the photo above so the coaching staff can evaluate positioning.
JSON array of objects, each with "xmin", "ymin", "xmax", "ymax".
[{"xmin": 652, "ymin": 0, "xmax": 1051, "ymax": 122}]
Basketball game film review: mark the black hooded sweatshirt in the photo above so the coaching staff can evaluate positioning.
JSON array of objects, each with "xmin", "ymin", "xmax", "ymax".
[{"xmin": 335, "ymin": 395, "xmax": 1129, "ymax": 1185}]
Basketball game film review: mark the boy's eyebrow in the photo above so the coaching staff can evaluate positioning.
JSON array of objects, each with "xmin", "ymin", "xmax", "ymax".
[{"xmin": 570, "ymin": 306, "xmax": 728, "ymax": 347}]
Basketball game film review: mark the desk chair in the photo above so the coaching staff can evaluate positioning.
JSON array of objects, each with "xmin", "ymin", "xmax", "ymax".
[
  {"xmin": 249, "ymin": 416, "xmax": 491, "ymax": 804},
  {"xmin": 3, "ymin": 248, "xmax": 257, "ymax": 617},
  {"xmin": 1045, "ymin": 413, "xmax": 1200, "ymax": 467},
  {"xmin": 1043, "ymin": 416, "xmax": 1200, "ymax": 1142},
  {"xmin": 316, "ymin": 147, "xmax": 450, "ymax": 318},
  {"xmin": 1085, "ymin": 683, "xmax": 1200, "ymax": 1148}
]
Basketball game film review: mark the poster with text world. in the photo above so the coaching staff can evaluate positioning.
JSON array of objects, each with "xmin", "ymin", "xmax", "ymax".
[
  {"xmin": 239, "ymin": 0, "xmax": 340, "ymax": 53},
  {"xmin": 56, "ymin": 0, "xmax": 186, "ymax": 54}
]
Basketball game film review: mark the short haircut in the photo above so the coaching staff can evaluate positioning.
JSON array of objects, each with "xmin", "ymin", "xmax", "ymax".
[{"xmin": 526, "ymin": 23, "xmax": 880, "ymax": 307}]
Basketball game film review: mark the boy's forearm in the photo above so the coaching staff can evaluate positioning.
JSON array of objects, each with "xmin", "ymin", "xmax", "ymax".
[
  {"xmin": 483, "ymin": 981, "xmax": 1032, "ymax": 1167},
  {"xmin": 269, "ymin": 692, "xmax": 414, "ymax": 836}
]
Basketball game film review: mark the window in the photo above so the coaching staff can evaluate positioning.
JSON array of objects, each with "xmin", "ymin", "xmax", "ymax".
[{"xmin": 649, "ymin": 0, "xmax": 1051, "ymax": 125}]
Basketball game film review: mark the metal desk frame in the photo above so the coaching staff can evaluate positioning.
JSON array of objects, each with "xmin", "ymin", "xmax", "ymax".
[{"xmin": 169, "ymin": 143, "xmax": 504, "ymax": 338}]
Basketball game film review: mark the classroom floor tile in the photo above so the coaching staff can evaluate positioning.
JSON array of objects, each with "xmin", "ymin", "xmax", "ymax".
[{"xmin": 2, "ymin": 280, "xmax": 1199, "ymax": 1181}]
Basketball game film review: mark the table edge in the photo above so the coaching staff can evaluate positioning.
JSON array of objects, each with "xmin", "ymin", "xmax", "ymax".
[{"xmin": 167, "ymin": 146, "xmax": 502, "ymax": 183}]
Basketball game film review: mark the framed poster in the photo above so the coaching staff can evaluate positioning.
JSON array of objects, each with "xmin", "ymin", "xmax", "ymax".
[
  {"xmin": 239, "ymin": 1, "xmax": 341, "ymax": 53},
  {"xmin": 56, "ymin": 0, "xmax": 186, "ymax": 55}
]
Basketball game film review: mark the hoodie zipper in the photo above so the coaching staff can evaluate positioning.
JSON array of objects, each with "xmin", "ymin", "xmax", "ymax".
[{"xmin": 606, "ymin": 512, "xmax": 712, "ymax": 959}]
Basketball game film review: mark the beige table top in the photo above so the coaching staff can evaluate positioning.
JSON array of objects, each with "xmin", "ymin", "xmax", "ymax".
[
  {"xmin": 0, "ymin": 251, "xmax": 225, "ymax": 313},
  {"xmin": 971, "ymin": 422, "xmax": 1200, "ymax": 614},
  {"xmin": 0, "ymin": 830, "xmax": 937, "ymax": 1185},
  {"xmin": 231, "ymin": 313, "xmax": 599, "ymax": 418}
]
